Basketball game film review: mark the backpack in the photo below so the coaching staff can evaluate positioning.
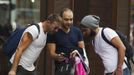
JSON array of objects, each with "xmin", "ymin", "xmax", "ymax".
[
  {"xmin": 101, "ymin": 27, "xmax": 134, "ymax": 71},
  {"xmin": 3, "ymin": 23, "xmax": 40, "ymax": 59}
]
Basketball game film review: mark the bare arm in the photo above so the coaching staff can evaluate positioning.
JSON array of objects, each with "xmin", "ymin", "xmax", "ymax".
[
  {"xmin": 78, "ymin": 41, "xmax": 89, "ymax": 66},
  {"xmin": 78, "ymin": 41, "xmax": 85, "ymax": 48},
  {"xmin": 8, "ymin": 32, "xmax": 33, "ymax": 75},
  {"xmin": 111, "ymin": 36, "xmax": 126, "ymax": 74},
  {"xmin": 47, "ymin": 43, "xmax": 65, "ymax": 62}
]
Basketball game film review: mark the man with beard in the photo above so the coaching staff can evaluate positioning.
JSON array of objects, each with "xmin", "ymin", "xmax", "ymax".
[
  {"xmin": 47, "ymin": 8, "xmax": 89, "ymax": 75},
  {"xmin": 8, "ymin": 14, "xmax": 62, "ymax": 75},
  {"xmin": 81, "ymin": 15, "xmax": 130, "ymax": 75}
]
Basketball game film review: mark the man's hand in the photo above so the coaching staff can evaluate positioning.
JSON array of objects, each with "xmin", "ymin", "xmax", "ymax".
[
  {"xmin": 57, "ymin": 52, "xmax": 66, "ymax": 61},
  {"xmin": 8, "ymin": 70, "xmax": 16, "ymax": 75},
  {"xmin": 112, "ymin": 67, "xmax": 123, "ymax": 75}
]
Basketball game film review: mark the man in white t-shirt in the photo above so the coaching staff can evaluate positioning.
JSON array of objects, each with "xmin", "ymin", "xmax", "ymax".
[
  {"xmin": 81, "ymin": 15, "xmax": 131, "ymax": 75},
  {"xmin": 8, "ymin": 14, "xmax": 62, "ymax": 75}
]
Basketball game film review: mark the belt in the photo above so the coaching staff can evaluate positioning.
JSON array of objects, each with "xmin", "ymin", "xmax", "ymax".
[{"xmin": 105, "ymin": 72, "xmax": 113, "ymax": 75}]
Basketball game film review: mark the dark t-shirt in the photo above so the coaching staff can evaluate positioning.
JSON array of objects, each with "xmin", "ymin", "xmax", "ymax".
[{"xmin": 47, "ymin": 26, "xmax": 84, "ymax": 55}]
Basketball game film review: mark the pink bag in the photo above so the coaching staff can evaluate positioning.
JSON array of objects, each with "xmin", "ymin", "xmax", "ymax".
[{"xmin": 75, "ymin": 56, "xmax": 87, "ymax": 75}]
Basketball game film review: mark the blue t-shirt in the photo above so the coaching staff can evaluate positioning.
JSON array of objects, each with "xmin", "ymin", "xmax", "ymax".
[{"xmin": 47, "ymin": 26, "xmax": 83, "ymax": 55}]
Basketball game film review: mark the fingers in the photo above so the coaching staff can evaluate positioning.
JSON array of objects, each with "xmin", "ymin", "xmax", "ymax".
[
  {"xmin": 57, "ymin": 50, "xmax": 79, "ymax": 61},
  {"xmin": 112, "ymin": 68, "xmax": 123, "ymax": 75},
  {"xmin": 112, "ymin": 72, "xmax": 115, "ymax": 75},
  {"xmin": 8, "ymin": 70, "xmax": 16, "ymax": 75},
  {"xmin": 60, "ymin": 52, "xmax": 65, "ymax": 55},
  {"xmin": 57, "ymin": 53, "xmax": 65, "ymax": 61}
]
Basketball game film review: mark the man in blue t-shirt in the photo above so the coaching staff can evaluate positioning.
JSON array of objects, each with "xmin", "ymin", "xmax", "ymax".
[{"xmin": 47, "ymin": 8, "xmax": 89, "ymax": 75}]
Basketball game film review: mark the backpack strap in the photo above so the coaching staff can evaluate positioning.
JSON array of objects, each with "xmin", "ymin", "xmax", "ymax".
[{"xmin": 101, "ymin": 27, "xmax": 116, "ymax": 48}]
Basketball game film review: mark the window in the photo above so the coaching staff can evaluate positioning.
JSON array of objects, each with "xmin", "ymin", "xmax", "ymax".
[{"xmin": 11, "ymin": 0, "xmax": 40, "ymax": 28}]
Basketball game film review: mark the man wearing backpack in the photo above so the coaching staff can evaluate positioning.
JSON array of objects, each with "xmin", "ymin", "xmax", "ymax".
[
  {"xmin": 8, "ymin": 14, "xmax": 62, "ymax": 75},
  {"xmin": 80, "ymin": 15, "xmax": 131, "ymax": 75}
]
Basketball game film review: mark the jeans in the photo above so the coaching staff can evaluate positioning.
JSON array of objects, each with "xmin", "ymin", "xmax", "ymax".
[
  {"xmin": 16, "ymin": 66, "xmax": 37, "ymax": 75},
  {"xmin": 8, "ymin": 62, "xmax": 38, "ymax": 75},
  {"xmin": 123, "ymin": 67, "xmax": 131, "ymax": 75},
  {"xmin": 105, "ymin": 67, "xmax": 131, "ymax": 75}
]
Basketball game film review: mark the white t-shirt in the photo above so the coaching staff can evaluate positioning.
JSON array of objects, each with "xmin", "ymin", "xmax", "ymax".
[
  {"xmin": 10, "ymin": 22, "xmax": 47, "ymax": 71},
  {"xmin": 93, "ymin": 27, "xmax": 127, "ymax": 73}
]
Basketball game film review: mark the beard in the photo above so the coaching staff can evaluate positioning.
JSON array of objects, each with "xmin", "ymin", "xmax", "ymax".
[
  {"xmin": 62, "ymin": 23, "xmax": 72, "ymax": 30},
  {"xmin": 89, "ymin": 29, "xmax": 96, "ymax": 37},
  {"xmin": 82, "ymin": 29, "xmax": 96, "ymax": 42}
]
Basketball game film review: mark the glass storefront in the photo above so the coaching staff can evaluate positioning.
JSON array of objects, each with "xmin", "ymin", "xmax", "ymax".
[
  {"xmin": 11, "ymin": 0, "xmax": 40, "ymax": 29},
  {"xmin": 0, "ymin": 0, "xmax": 40, "ymax": 31}
]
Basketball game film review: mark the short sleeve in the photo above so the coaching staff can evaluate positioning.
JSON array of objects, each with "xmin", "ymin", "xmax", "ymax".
[
  {"xmin": 103, "ymin": 28, "xmax": 118, "ymax": 41},
  {"xmin": 24, "ymin": 25, "xmax": 39, "ymax": 40},
  {"xmin": 47, "ymin": 34, "xmax": 55, "ymax": 43},
  {"xmin": 77, "ymin": 28, "xmax": 84, "ymax": 41}
]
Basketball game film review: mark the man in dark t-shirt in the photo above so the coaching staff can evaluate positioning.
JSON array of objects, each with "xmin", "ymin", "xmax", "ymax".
[
  {"xmin": 47, "ymin": 8, "xmax": 89, "ymax": 75},
  {"xmin": 47, "ymin": 26, "xmax": 83, "ymax": 54}
]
